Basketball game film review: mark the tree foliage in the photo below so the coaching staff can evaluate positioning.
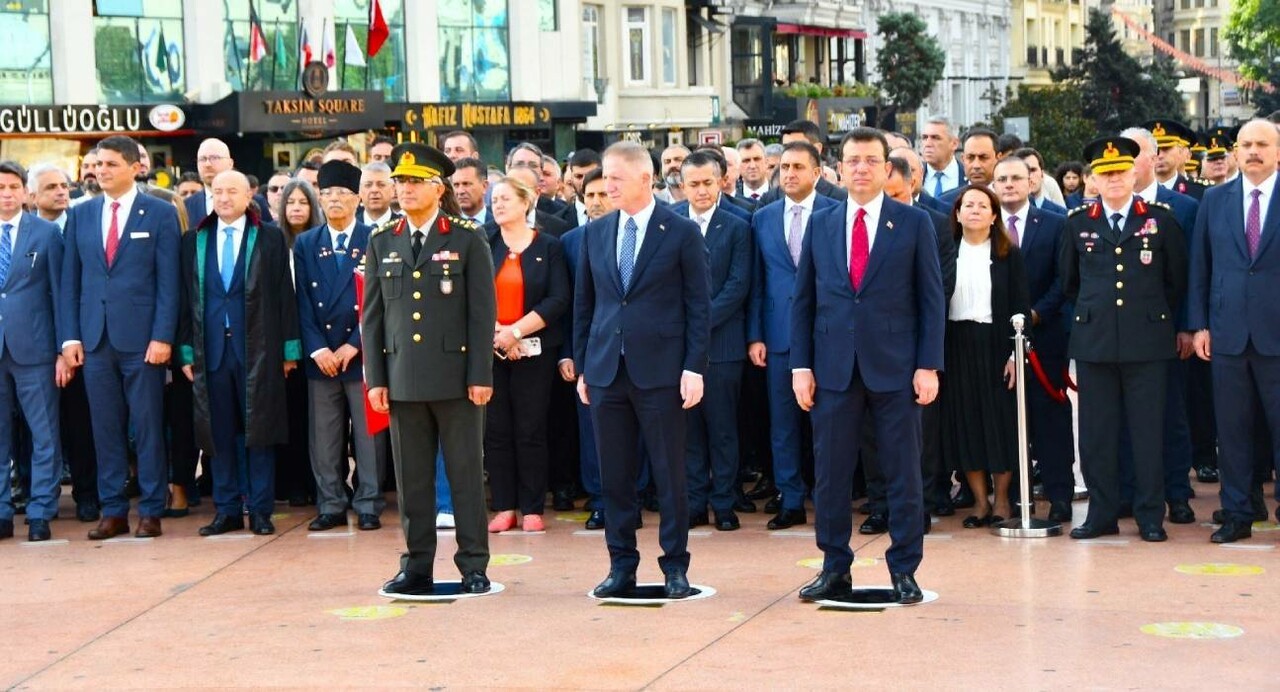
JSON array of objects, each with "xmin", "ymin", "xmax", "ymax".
[
  {"xmin": 990, "ymin": 85, "xmax": 1097, "ymax": 167},
  {"xmin": 1052, "ymin": 8, "xmax": 1184, "ymax": 132},
  {"xmin": 1224, "ymin": 0, "xmax": 1280, "ymax": 82},
  {"xmin": 875, "ymin": 13, "xmax": 946, "ymax": 114}
]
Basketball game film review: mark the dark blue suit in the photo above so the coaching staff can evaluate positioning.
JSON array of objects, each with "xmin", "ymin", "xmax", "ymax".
[
  {"xmin": 670, "ymin": 197, "xmax": 752, "ymax": 225},
  {"xmin": 293, "ymin": 223, "xmax": 370, "ymax": 382},
  {"xmin": 62, "ymin": 193, "xmax": 180, "ymax": 520},
  {"xmin": 573, "ymin": 202, "xmax": 710, "ymax": 575},
  {"xmin": 0, "ymin": 214, "xmax": 65, "ymax": 523},
  {"xmin": 791, "ymin": 195, "xmax": 945, "ymax": 575},
  {"xmin": 1188, "ymin": 174, "xmax": 1280, "ymax": 523},
  {"xmin": 681, "ymin": 205, "xmax": 752, "ymax": 516},
  {"xmin": 1036, "ymin": 197, "xmax": 1068, "ymax": 216},
  {"xmin": 746, "ymin": 194, "xmax": 838, "ymax": 511}
]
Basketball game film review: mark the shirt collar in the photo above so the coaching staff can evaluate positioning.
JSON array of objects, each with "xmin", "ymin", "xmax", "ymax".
[
  {"xmin": 329, "ymin": 218, "xmax": 357, "ymax": 237},
  {"xmin": 743, "ymin": 181, "xmax": 769, "ymax": 197},
  {"xmin": 1242, "ymin": 171, "xmax": 1278, "ymax": 201},
  {"xmin": 1002, "ymin": 202, "xmax": 1032, "ymax": 223},
  {"xmin": 408, "ymin": 213, "xmax": 438, "ymax": 236},
  {"xmin": 929, "ymin": 158, "xmax": 959, "ymax": 179},
  {"xmin": 621, "ymin": 197, "xmax": 657, "ymax": 231},
  {"xmin": 217, "ymin": 215, "xmax": 247, "ymax": 233},
  {"xmin": 849, "ymin": 192, "xmax": 885, "ymax": 219},
  {"xmin": 363, "ymin": 209, "xmax": 392, "ymax": 226},
  {"xmin": 0, "ymin": 210, "xmax": 22, "ymax": 228},
  {"xmin": 785, "ymin": 188, "xmax": 818, "ymax": 212},
  {"xmin": 104, "ymin": 185, "xmax": 138, "ymax": 210},
  {"xmin": 1136, "ymin": 180, "xmax": 1161, "ymax": 203},
  {"xmin": 1157, "ymin": 175, "xmax": 1177, "ymax": 191},
  {"xmin": 1101, "ymin": 199, "xmax": 1130, "ymax": 222}
]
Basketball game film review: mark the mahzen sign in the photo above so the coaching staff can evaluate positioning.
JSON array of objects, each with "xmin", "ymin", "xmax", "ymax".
[{"xmin": 0, "ymin": 104, "xmax": 179, "ymax": 135}]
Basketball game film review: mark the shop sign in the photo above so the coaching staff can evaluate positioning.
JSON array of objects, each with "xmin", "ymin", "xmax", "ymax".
[
  {"xmin": 238, "ymin": 91, "xmax": 386, "ymax": 136},
  {"xmin": 0, "ymin": 104, "xmax": 151, "ymax": 135},
  {"xmin": 402, "ymin": 102, "xmax": 553, "ymax": 131}
]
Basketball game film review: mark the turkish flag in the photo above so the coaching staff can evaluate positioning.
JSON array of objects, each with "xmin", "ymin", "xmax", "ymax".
[
  {"xmin": 367, "ymin": 0, "xmax": 389, "ymax": 59},
  {"xmin": 353, "ymin": 267, "xmax": 390, "ymax": 435}
]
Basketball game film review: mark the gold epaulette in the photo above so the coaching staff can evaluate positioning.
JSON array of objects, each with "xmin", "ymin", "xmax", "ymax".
[
  {"xmin": 370, "ymin": 218, "xmax": 397, "ymax": 236},
  {"xmin": 447, "ymin": 214, "xmax": 479, "ymax": 231},
  {"xmin": 1149, "ymin": 200, "xmax": 1171, "ymax": 211},
  {"xmin": 1067, "ymin": 204, "xmax": 1092, "ymax": 217}
]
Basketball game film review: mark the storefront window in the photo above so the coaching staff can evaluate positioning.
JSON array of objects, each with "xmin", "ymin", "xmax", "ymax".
[
  {"xmin": 0, "ymin": 2, "xmax": 52, "ymax": 104},
  {"xmin": 334, "ymin": 0, "xmax": 406, "ymax": 101},
  {"xmin": 223, "ymin": 0, "xmax": 298, "ymax": 92},
  {"xmin": 94, "ymin": 0, "xmax": 185, "ymax": 104},
  {"xmin": 439, "ymin": 1, "xmax": 510, "ymax": 102}
]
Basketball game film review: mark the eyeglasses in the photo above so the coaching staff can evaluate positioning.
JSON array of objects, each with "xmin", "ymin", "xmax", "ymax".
[
  {"xmin": 842, "ymin": 157, "xmax": 884, "ymax": 168},
  {"xmin": 267, "ymin": 185, "xmax": 283, "ymax": 192},
  {"xmin": 197, "ymin": 155, "xmax": 226, "ymax": 164}
]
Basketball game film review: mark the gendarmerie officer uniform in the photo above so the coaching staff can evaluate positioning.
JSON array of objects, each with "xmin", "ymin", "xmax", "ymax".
[
  {"xmin": 362, "ymin": 144, "xmax": 497, "ymax": 595},
  {"xmin": 1145, "ymin": 120, "xmax": 1208, "ymax": 200},
  {"xmin": 1060, "ymin": 137, "xmax": 1188, "ymax": 542}
]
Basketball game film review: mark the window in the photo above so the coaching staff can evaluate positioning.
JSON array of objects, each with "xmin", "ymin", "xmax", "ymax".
[
  {"xmin": 95, "ymin": 0, "xmax": 185, "ymax": 104},
  {"xmin": 1179, "ymin": 29, "xmax": 1190, "ymax": 54},
  {"xmin": 624, "ymin": 7, "xmax": 650, "ymax": 85},
  {"xmin": 1193, "ymin": 28, "xmax": 1204, "ymax": 57},
  {"xmin": 1210, "ymin": 27, "xmax": 1218, "ymax": 58},
  {"xmin": 660, "ymin": 8, "xmax": 677, "ymax": 86},
  {"xmin": 334, "ymin": 0, "xmax": 405, "ymax": 101},
  {"xmin": 0, "ymin": 1, "xmax": 52, "ymax": 104},
  {"xmin": 222, "ymin": 0, "xmax": 297, "ymax": 92},
  {"xmin": 439, "ymin": 1, "xmax": 510, "ymax": 102},
  {"xmin": 730, "ymin": 22, "xmax": 765, "ymax": 116},
  {"xmin": 538, "ymin": 0, "xmax": 557, "ymax": 31},
  {"xmin": 582, "ymin": 5, "xmax": 602, "ymax": 87}
]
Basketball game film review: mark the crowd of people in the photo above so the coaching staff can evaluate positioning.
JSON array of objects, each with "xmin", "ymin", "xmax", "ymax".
[{"xmin": 0, "ymin": 110, "xmax": 1277, "ymax": 604}]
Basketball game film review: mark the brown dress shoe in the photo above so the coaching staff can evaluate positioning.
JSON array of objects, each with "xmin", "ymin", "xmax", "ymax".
[
  {"xmin": 87, "ymin": 516, "xmax": 130, "ymax": 540},
  {"xmin": 135, "ymin": 516, "xmax": 163, "ymax": 538}
]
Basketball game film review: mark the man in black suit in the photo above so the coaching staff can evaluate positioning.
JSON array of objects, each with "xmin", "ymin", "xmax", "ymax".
[
  {"xmin": 507, "ymin": 142, "xmax": 565, "ymax": 215},
  {"xmin": 574, "ymin": 141, "xmax": 710, "ymax": 599},
  {"xmin": 451, "ymin": 157, "xmax": 490, "ymax": 226},
  {"xmin": 756, "ymin": 121, "xmax": 847, "ymax": 207},
  {"xmin": 735, "ymin": 138, "xmax": 771, "ymax": 204},
  {"xmin": 939, "ymin": 128, "xmax": 999, "ymax": 207},
  {"xmin": 359, "ymin": 162, "xmax": 399, "ymax": 227},
  {"xmin": 556, "ymin": 149, "xmax": 601, "ymax": 229},
  {"xmin": 676, "ymin": 150, "xmax": 752, "ymax": 532},
  {"xmin": 440, "ymin": 130, "xmax": 480, "ymax": 163}
]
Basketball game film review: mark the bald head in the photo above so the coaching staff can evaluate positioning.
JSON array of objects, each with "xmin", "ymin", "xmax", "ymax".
[
  {"xmin": 211, "ymin": 170, "xmax": 252, "ymax": 223},
  {"xmin": 889, "ymin": 146, "xmax": 924, "ymax": 194},
  {"xmin": 197, "ymin": 138, "xmax": 234, "ymax": 186},
  {"xmin": 1237, "ymin": 118, "xmax": 1280, "ymax": 184}
]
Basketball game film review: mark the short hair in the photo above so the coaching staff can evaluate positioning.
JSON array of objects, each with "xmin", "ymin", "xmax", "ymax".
[
  {"xmin": 780, "ymin": 140, "xmax": 822, "ymax": 168},
  {"xmin": 0, "ymin": 160, "xmax": 26, "ymax": 184},
  {"xmin": 681, "ymin": 149, "xmax": 724, "ymax": 178},
  {"xmin": 294, "ymin": 160, "xmax": 321, "ymax": 175},
  {"xmin": 1012, "ymin": 147, "xmax": 1044, "ymax": 168},
  {"xmin": 178, "ymin": 171, "xmax": 202, "ymax": 184},
  {"xmin": 97, "ymin": 135, "xmax": 141, "ymax": 164},
  {"xmin": 452, "ymin": 157, "xmax": 486, "ymax": 179},
  {"xmin": 1120, "ymin": 127, "xmax": 1157, "ymax": 152},
  {"xmin": 781, "ymin": 119, "xmax": 822, "ymax": 145},
  {"xmin": 886, "ymin": 130, "xmax": 912, "ymax": 147},
  {"xmin": 763, "ymin": 143, "xmax": 784, "ymax": 157},
  {"xmin": 736, "ymin": 137, "xmax": 765, "ymax": 152},
  {"xmin": 371, "ymin": 135, "xmax": 395, "ymax": 149},
  {"xmin": 322, "ymin": 140, "xmax": 357, "ymax": 157},
  {"xmin": 505, "ymin": 142, "xmax": 544, "ymax": 168},
  {"xmin": 568, "ymin": 148, "xmax": 601, "ymax": 169},
  {"xmin": 582, "ymin": 167, "xmax": 604, "ymax": 189},
  {"xmin": 362, "ymin": 161, "xmax": 392, "ymax": 174},
  {"xmin": 26, "ymin": 162, "xmax": 69, "ymax": 192},
  {"xmin": 925, "ymin": 115, "xmax": 954, "ymax": 135},
  {"xmin": 603, "ymin": 141, "xmax": 655, "ymax": 174},
  {"xmin": 245, "ymin": 174, "xmax": 259, "ymax": 189},
  {"xmin": 541, "ymin": 154, "xmax": 560, "ymax": 170},
  {"xmin": 275, "ymin": 179, "xmax": 323, "ymax": 234},
  {"xmin": 996, "ymin": 133, "xmax": 1023, "ymax": 154},
  {"xmin": 838, "ymin": 127, "xmax": 890, "ymax": 159},
  {"xmin": 1266, "ymin": 110, "xmax": 1280, "ymax": 124},
  {"xmin": 442, "ymin": 130, "xmax": 478, "ymax": 151},
  {"xmin": 886, "ymin": 156, "xmax": 911, "ymax": 180},
  {"xmin": 962, "ymin": 128, "xmax": 999, "ymax": 150},
  {"xmin": 995, "ymin": 155, "xmax": 1030, "ymax": 175}
]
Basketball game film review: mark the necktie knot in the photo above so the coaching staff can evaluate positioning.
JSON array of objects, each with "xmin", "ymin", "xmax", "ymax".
[
  {"xmin": 1111, "ymin": 213, "xmax": 1123, "ymax": 224},
  {"xmin": 336, "ymin": 232, "xmax": 348, "ymax": 251},
  {"xmin": 1251, "ymin": 189, "xmax": 1262, "ymax": 201},
  {"xmin": 1, "ymin": 223, "xmax": 11, "ymax": 234},
  {"xmin": 855, "ymin": 207, "xmax": 867, "ymax": 222},
  {"xmin": 110, "ymin": 201, "xmax": 120, "ymax": 213},
  {"xmin": 750, "ymin": 193, "xmax": 759, "ymax": 200}
]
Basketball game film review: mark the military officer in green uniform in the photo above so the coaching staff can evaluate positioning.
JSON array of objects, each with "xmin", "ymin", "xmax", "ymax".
[
  {"xmin": 363, "ymin": 143, "xmax": 497, "ymax": 597},
  {"xmin": 1060, "ymin": 136, "xmax": 1188, "ymax": 543}
]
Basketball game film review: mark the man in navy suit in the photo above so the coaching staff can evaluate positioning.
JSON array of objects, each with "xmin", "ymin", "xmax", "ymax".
[
  {"xmin": 574, "ymin": 141, "xmax": 710, "ymax": 599},
  {"xmin": 920, "ymin": 116, "xmax": 966, "ymax": 198},
  {"xmin": 0, "ymin": 161, "xmax": 69, "ymax": 542},
  {"xmin": 747, "ymin": 142, "xmax": 838, "ymax": 530},
  {"xmin": 755, "ymin": 121, "xmax": 848, "ymax": 207},
  {"xmin": 1189, "ymin": 119, "xmax": 1280, "ymax": 543},
  {"xmin": 61, "ymin": 135, "xmax": 180, "ymax": 540},
  {"xmin": 672, "ymin": 150, "xmax": 752, "ymax": 532},
  {"xmin": 294, "ymin": 161, "xmax": 385, "ymax": 532},
  {"xmin": 993, "ymin": 156, "xmax": 1075, "ymax": 521},
  {"xmin": 791, "ymin": 128, "xmax": 945, "ymax": 605},
  {"xmin": 185, "ymin": 138, "xmax": 271, "ymax": 225}
]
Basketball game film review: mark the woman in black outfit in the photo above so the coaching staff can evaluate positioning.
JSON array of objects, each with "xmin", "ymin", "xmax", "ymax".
[{"xmin": 941, "ymin": 185, "xmax": 1031, "ymax": 528}]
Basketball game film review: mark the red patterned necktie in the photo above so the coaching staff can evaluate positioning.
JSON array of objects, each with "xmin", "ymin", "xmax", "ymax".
[
  {"xmin": 849, "ymin": 207, "xmax": 869, "ymax": 290},
  {"xmin": 105, "ymin": 201, "xmax": 121, "ymax": 267}
]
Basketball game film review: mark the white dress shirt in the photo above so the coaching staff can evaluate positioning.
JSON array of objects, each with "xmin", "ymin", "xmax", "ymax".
[
  {"xmin": 101, "ymin": 185, "xmax": 139, "ymax": 249},
  {"xmin": 617, "ymin": 198, "xmax": 656, "ymax": 267},
  {"xmin": 844, "ymin": 192, "xmax": 885, "ymax": 271},
  {"xmin": 927, "ymin": 159, "xmax": 963, "ymax": 195},
  {"xmin": 1135, "ymin": 180, "xmax": 1161, "ymax": 203},
  {"xmin": 742, "ymin": 181, "xmax": 770, "ymax": 200},
  {"xmin": 362, "ymin": 209, "xmax": 393, "ymax": 227},
  {"xmin": 328, "ymin": 219, "xmax": 357, "ymax": 252},
  {"xmin": 216, "ymin": 215, "xmax": 247, "ymax": 272},
  {"xmin": 574, "ymin": 200, "xmax": 588, "ymax": 227},
  {"xmin": 1157, "ymin": 175, "xmax": 1178, "ymax": 192},
  {"xmin": 1001, "ymin": 202, "xmax": 1032, "ymax": 247},
  {"xmin": 949, "ymin": 239, "xmax": 993, "ymax": 323},
  {"xmin": 687, "ymin": 204, "xmax": 714, "ymax": 236},
  {"xmin": 1243, "ymin": 171, "xmax": 1277, "ymax": 235},
  {"xmin": 1101, "ymin": 200, "xmax": 1129, "ymax": 233},
  {"xmin": 783, "ymin": 189, "xmax": 818, "ymax": 248}
]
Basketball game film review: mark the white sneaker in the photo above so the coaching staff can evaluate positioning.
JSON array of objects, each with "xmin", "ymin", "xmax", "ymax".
[{"xmin": 436, "ymin": 512, "xmax": 456, "ymax": 529}]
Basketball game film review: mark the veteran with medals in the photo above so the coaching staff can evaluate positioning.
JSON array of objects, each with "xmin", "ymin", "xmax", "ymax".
[
  {"xmin": 1060, "ymin": 137, "xmax": 1188, "ymax": 542},
  {"xmin": 362, "ymin": 143, "xmax": 497, "ymax": 597}
]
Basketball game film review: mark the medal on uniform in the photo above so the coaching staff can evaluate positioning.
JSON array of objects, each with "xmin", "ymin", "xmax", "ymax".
[
  {"xmin": 441, "ymin": 266, "xmax": 453, "ymax": 295},
  {"xmin": 1140, "ymin": 250, "xmax": 1153, "ymax": 265}
]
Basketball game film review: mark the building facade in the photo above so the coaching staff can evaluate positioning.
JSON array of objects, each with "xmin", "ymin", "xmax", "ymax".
[{"xmin": 1010, "ymin": 0, "xmax": 1092, "ymax": 88}]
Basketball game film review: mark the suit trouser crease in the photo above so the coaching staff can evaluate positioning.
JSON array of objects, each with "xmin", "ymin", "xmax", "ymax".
[
  {"xmin": 686, "ymin": 360, "xmax": 743, "ymax": 514},
  {"xmin": 0, "ymin": 356, "xmax": 62, "ymax": 521},
  {"xmin": 765, "ymin": 352, "xmax": 808, "ymax": 509},
  {"xmin": 308, "ymin": 378, "xmax": 385, "ymax": 516},
  {"xmin": 1211, "ymin": 345, "xmax": 1280, "ymax": 521},
  {"xmin": 82, "ymin": 342, "xmax": 167, "ymax": 518},
  {"xmin": 207, "ymin": 345, "xmax": 275, "ymax": 516}
]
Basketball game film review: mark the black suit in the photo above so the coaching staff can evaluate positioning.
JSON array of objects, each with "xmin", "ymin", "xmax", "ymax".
[
  {"xmin": 537, "ymin": 196, "xmax": 566, "ymax": 216},
  {"xmin": 555, "ymin": 201, "xmax": 586, "ymax": 229}
]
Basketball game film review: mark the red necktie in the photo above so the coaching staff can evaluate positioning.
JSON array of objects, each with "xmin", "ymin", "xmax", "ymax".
[
  {"xmin": 849, "ymin": 207, "xmax": 869, "ymax": 290},
  {"xmin": 105, "ymin": 201, "xmax": 121, "ymax": 267}
]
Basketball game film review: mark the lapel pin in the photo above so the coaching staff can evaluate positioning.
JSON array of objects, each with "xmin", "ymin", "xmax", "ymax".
[
  {"xmin": 886, "ymin": 220, "xmax": 894, "ymax": 230},
  {"xmin": 138, "ymin": 209, "xmax": 145, "ymax": 216}
]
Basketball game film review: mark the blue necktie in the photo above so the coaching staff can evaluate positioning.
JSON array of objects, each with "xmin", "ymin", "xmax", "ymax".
[
  {"xmin": 619, "ymin": 217, "xmax": 637, "ymax": 290},
  {"xmin": 335, "ymin": 232, "xmax": 348, "ymax": 272},
  {"xmin": 220, "ymin": 227, "xmax": 236, "ymax": 291},
  {"xmin": 0, "ymin": 223, "xmax": 11, "ymax": 288},
  {"xmin": 932, "ymin": 171, "xmax": 945, "ymax": 198}
]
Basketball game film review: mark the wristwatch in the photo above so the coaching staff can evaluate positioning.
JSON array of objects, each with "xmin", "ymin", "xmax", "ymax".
[{"xmin": 511, "ymin": 327, "xmax": 523, "ymax": 340}]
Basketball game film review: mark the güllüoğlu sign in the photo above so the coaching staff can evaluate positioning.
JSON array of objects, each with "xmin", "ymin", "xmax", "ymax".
[{"xmin": 0, "ymin": 105, "xmax": 147, "ymax": 134}]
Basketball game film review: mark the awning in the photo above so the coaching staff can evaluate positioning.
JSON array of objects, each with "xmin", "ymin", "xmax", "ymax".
[
  {"xmin": 776, "ymin": 23, "xmax": 867, "ymax": 40},
  {"xmin": 688, "ymin": 11, "xmax": 726, "ymax": 34}
]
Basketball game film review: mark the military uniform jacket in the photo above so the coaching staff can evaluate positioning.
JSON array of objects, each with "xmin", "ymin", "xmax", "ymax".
[
  {"xmin": 1060, "ymin": 197, "xmax": 1187, "ymax": 363},
  {"xmin": 361, "ymin": 213, "xmax": 496, "ymax": 402}
]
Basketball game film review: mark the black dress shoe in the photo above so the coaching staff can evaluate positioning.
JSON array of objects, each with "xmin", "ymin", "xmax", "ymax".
[
  {"xmin": 857, "ymin": 501, "xmax": 874, "ymax": 515},
  {"xmin": 745, "ymin": 476, "xmax": 776, "ymax": 501},
  {"xmin": 592, "ymin": 570, "xmax": 637, "ymax": 598},
  {"xmin": 664, "ymin": 571, "xmax": 692, "ymax": 599},
  {"xmin": 1047, "ymin": 501, "xmax": 1072, "ymax": 523},
  {"xmin": 714, "ymin": 511, "xmax": 740, "ymax": 531},
  {"xmin": 552, "ymin": 489, "xmax": 576, "ymax": 512},
  {"xmin": 249, "ymin": 514, "xmax": 275, "ymax": 535},
  {"xmin": 461, "ymin": 571, "xmax": 491, "ymax": 594},
  {"xmin": 380, "ymin": 570, "xmax": 434, "ymax": 597},
  {"xmin": 1210, "ymin": 519, "xmax": 1253, "ymax": 544},
  {"xmin": 27, "ymin": 518, "xmax": 51, "ymax": 542},
  {"xmin": 358, "ymin": 514, "xmax": 382, "ymax": 531},
  {"xmin": 932, "ymin": 500, "xmax": 956, "ymax": 517},
  {"xmin": 799, "ymin": 571, "xmax": 853, "ymax": 602},
  {"xmin": 688, "ymin": 512, "xmax": 709, "ymax": 529},
  {"xmin": 962, "ymin": 512, "xmax": 992, "ymax": 529},
  {"xmin": 75, "ymin": 501, "xmax": 101, "ymax": 523},
  {"xmin": 1167, "ymin": 500, "xmax": 1195, "ymax": 524},
  {"xmin": 199, "ymin": 514, "xmax": 245, "ymax": 536},
  {"xmin": 767, "ymin": 507, "xmax": 806, "ymax": 530},
  {"xmin": 1195, "ymin": 465, "xmax": 1219, "ymax": 483},
  {"xmin": 891, "ymin": 572, "xmax": 924, "ymax": 604},
  {"xmin": 859, "ymin": 512, "xmax": 888, "ymax": 535},
  {"xmin": 1069, "ymin": 522, "xmax": 1120, "ymax": 539},
  {"xmin": 584, "ymin": 510, "xmax": 605, "ymax": 530},
  {"xmin": 922, "ymin": 511, "xmax": 932, "ymax": 535},
  {"xmin": 952, "ymin": 487, "xmax": 976, "ymax": 509},
  {"xmin": 308, "ymin": 513, "xmax": 345, "ymax": 531},
  {"xmin": 763, "ymin": 494, "xmax": 781, "ymax": 514},
  {"xmin": 733, "ymin": 495, "xmax": 757, "ymax": 513},
  {"xmin": 0, "ymin": 518, "xmax": 12, "ymax": 539},
  {"xmin": 1118, "ymin": 502, "xmax": 1134, "ymax": 519},
  {"xmin": 1138, "ymin": 524, "xmax": 1168, "ymax": 542}
]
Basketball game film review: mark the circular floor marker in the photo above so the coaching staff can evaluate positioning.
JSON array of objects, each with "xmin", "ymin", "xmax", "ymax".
[
  {"xmin": 1174, "ymin": 563, "xmax": 1265, "ymax": 577},
  {"xmin": 378, "ymin": 581, "xmax": 506, "ymax": 601},
  {"xmin": 328, "ymin": 605, "xmax": 409, "ymax": 620},
  {"xmin": 1140, "ymin": 622, "xmax": 1243, "ymax": 639},
  {"xmin": 489, "ymin": 554, "xmax": 533, "ymax": 566},
  {"xmin": 588, "ymin": 583, "xmax": 717, "ymax": 604},
  {"xmin": 556, "ymin": 511, "xmax": 592, "ymax": 522},
  {"xmin": 796, "ymin": 557, "xmax": 877, "ymax": 569},
  {"xmin": 814, "ymin": 587, "xmax": 939, "ymax": 609},
  {"xmin": 1252, "ymin": 520, "xmax": 1280, "ymax": 532}
]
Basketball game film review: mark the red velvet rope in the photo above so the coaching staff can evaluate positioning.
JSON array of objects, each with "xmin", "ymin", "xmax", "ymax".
[{"xmin": 1026, "ymin": 348, "xmax": 1069, "ymax": 404}]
